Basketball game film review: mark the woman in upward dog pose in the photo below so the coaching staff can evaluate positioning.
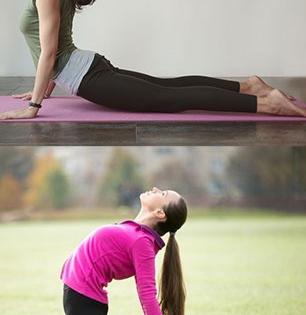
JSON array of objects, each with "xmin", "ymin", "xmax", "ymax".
[{"xmin": 1, "ymin": 0, "xmax": 305, "ymax": 119}]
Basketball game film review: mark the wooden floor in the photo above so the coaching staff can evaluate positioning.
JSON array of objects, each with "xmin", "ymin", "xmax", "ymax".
[{"xmin": 1, "ymin": 76, "xmax": 306, "ymax": 145}]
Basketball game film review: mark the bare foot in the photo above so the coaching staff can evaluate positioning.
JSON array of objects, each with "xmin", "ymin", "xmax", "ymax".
[
  {"xmin": 243, "ymin": 75, "xmax": 273, "ymax": 97},
  {"xmin": 258, "ymin": 89, "xmax": 306, "ymax": 117},
  {"xmin": 241, "ymin": 75, "xmax": 295, "ymax": 100}
]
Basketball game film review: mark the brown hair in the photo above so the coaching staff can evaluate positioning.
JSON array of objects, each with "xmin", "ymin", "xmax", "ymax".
[
  {"xmin": 155, "ymin": 197, "xmax": 188, "ymax": 315},
  {"xmin": 32, "ymin": 0, "xmax": 95, "ymax": 11},
  {"xmin": 71, "ymin": 0, "xmax": 96, "ymax": 11}
]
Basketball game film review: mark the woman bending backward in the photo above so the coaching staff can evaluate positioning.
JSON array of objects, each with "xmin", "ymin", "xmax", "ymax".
[{"xmin": 61, "ymin": 187, "xmax": 187, "ymax": 315}]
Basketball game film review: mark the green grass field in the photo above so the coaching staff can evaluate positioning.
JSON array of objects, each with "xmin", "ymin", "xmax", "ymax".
[{"xmin": 1, "ymin": 216, "xmax": 306, "ymax": 315}]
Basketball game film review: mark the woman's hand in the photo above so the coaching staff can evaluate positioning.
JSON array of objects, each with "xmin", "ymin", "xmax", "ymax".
[
  {"xmin": 0, "ymin": 107, "xmax": 39, "ymax": 120},
  {"xmin": 11, "ymin": 90, "xmax": 33, "ymax": 101},
  {"xmin": 12, "ymin": 91, "xmax": 50, "ymax": 100}
]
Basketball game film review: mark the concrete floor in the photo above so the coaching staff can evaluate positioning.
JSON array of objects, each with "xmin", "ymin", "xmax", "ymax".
[{"xmin": 0, "ymin": 76, "xmax": 306, "ymax": 145}]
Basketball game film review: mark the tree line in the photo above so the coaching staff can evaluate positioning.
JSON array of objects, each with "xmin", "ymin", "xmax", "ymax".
[{"xmin": 0, "ymin": 147, "xmax": 305, "ymax": 213}]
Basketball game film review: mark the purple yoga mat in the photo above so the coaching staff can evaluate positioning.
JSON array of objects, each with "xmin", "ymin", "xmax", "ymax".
[{"xmin": 1, "ymin": 95, "xmax": 306, "ymax": 122}]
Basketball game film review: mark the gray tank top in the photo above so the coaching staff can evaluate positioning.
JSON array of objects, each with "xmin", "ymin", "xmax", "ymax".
[{"xmin": 54, "ymin": 48, "xmax": 96, "ymax": 96}]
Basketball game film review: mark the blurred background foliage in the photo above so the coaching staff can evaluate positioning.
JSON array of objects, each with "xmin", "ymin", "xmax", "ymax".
[{"xmin": 0, "ymin": 146, "xmax": 305, "ymax": 221}]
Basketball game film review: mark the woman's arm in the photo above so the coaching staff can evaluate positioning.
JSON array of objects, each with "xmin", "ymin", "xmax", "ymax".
[
  {"xmin": 31, "ymin": 0, "xmax": 60, "ymax": 105},
  {"xmin": 44, "ymin": 80, "xmax": 56, "ymax": 98},
  {"xmin": 131, "ymin": 237, "xmax": 162, "ymax": 315},
  {"xmin": 0, "ymin": 0, "xmax": 60, "ymax": 120}
]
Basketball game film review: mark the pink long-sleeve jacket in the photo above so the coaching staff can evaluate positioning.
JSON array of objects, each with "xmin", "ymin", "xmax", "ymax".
[{"xmin": 60, "ymin": 220, "xmax": 165, "ymax": 315}]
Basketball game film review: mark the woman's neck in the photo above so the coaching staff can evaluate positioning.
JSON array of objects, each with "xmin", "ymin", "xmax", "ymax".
[{"xmin": 133, "ymin": 209, "xmax": 155, "ymax": 229}]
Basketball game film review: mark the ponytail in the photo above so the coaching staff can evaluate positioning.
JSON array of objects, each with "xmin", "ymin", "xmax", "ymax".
[
  {"xmin": 153, "ymin": 196, "xmax": 188, "ymax": 315},
  {"xmin": 158, "ymin": 233, "xmax": 186, "ymax": 315}
]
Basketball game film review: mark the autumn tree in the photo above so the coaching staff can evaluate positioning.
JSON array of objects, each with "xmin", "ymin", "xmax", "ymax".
[
  {"xmin": 24, "ymin": 153, "xmax": 70, "ymax": 210},
  {"xmin": 0, "ymin": 173, "xmax": 23, "ymax": 211}
]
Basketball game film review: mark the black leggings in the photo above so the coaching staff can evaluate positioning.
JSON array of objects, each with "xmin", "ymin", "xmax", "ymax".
[
  {"xmin": 77, "ymin": 53, "xmax": 257, "ymax": 113},
  {"xmin": 63, "ymin": 284, "xmax": 108, "ymax": 315}
]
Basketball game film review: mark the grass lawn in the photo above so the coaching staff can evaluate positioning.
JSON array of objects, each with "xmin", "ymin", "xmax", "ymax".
[{"xmin": 0, "ymin": 215, "xmax": 306, "ymax": 315}]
